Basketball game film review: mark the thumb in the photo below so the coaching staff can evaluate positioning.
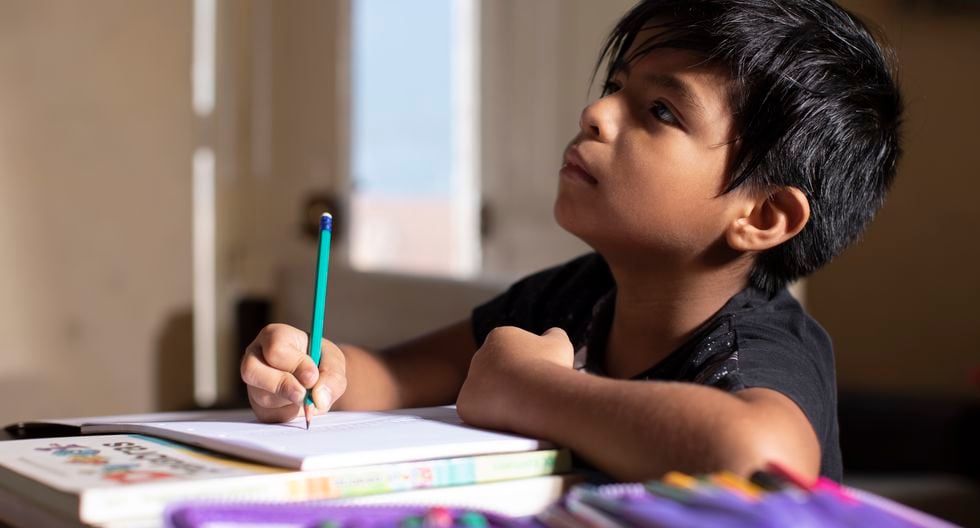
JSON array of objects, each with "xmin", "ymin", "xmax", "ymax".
[
  {"xmin": 311, "ymin": 341, "xmax": 347, "ymax": 413},
  {"xmin": 542, "ymin": 327, "xmax": 569, "ymax": 341},
  {"xmin": 541, "ymin": 327, "xmax": 575, "ymax": 363}
]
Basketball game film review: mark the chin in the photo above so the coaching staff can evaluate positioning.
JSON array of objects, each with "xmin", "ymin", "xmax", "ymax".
[
  {"xmin": 553, "ymin": 197, "xmax": 575, "ymax": 232},
  {"xmin": 553, "ymin": 198, "xmax": 600, "ymax": 248}
]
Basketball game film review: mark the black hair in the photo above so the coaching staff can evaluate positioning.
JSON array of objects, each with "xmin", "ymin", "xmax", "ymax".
[{"xmin": 596, "ymin": 0, "xmax": 903, "ymax": 293}]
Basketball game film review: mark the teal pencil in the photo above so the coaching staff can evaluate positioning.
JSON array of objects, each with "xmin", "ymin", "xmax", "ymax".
[{"xmin": 305, "ymin": 212, "xmax": 333, "ymax": 430}]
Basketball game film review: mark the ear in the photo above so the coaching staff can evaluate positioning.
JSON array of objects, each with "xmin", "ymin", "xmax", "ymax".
[{"xmin": 726, "ymin": 187, "xmax": 810, "ymax": 252}]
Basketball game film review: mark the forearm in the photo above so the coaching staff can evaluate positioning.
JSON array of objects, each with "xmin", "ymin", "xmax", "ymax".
[
  {"xmin": 503, "ymin": 362, "xmax": 812, "ymax": 481},
  {"xmin": 331, "ymin": 344, "xmax": 402, "ymax": 411},
  {"xmin": 333, "ymin": 343, "xmax": 466, "ymax": 410},
  {"xmin": 334, "ymin": 319, "xmax": 476, "ymax": 411}
]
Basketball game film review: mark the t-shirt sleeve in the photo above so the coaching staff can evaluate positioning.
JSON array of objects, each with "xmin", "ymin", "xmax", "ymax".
[
  {"xmin": 470, "ymin": 253, "xmax": 609, "ymax": 347},
  {"xmin": 470, "ymin": 269, "xmax": 548, "ymax": 345},
  {"xmin": 731, "ymin": 313, "xmax": 837, "ymax": 439}
]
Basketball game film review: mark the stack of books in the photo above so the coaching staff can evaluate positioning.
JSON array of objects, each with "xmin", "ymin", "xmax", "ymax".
[
  {"xmin": 2, "ymin": 406, "xmax": 959, "ymax": 527},
  {"xmin": 0, "ymin": 406, "xmax": 576, "ymax": 527}
]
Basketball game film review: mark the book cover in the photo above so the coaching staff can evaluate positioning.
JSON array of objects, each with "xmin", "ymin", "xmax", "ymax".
[{"xmin": 0, "ymin": 434, "xmax": 570, "ymax": 525}]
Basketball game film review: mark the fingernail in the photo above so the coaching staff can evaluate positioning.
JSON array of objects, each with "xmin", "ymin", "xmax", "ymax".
[
  {"xmin": 290, "ymin": 389, "xmax": 307, "ymax": 405},
  {"xmin": 315, "ymin": 387, "xmax": 334, "ymax": 412}
]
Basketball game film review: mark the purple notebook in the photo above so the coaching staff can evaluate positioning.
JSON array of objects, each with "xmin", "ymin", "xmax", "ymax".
[{"xmin": 166, "ymin": 502, "xmax": 542, "ymax": 528}]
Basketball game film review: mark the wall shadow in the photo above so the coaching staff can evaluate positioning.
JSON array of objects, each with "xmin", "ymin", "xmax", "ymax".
[{"xmin": 155, "ymin": 309, "xmax": 196, "ymax": 411}]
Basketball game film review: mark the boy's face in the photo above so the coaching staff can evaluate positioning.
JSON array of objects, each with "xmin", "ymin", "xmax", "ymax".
[{"xmin": 555, "ymin": 38, "xmax": 746, "ymax": 264}]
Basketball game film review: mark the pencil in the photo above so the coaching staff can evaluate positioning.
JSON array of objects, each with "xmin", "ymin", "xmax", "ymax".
[{"xmin": 305, "ymin": 212, "xmax": 333, "ymax": 430}]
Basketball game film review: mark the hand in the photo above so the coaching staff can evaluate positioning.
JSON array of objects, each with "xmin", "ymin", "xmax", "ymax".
[
  {"xmin": 240, "ymin": 323, "xmax": 348, "ymax": 423},
  {"xmin": 457, "ymin": 326, "xmax": 574, "ymax": 430}
]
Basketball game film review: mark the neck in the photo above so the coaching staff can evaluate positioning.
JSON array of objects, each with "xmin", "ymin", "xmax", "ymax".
[{"xmin": 601, "ymin": 250, "xmax": 751, "ymax": 379}]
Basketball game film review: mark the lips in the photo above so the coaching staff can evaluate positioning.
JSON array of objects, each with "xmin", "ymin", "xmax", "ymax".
[{"xmin": 560, "ymin": 147, "xmax": 599, "ymax": 185}]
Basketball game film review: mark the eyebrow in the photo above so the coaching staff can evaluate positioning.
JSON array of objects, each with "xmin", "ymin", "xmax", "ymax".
[
  {"xmin": 641, "ymin": 72, "xmax": 706, "ymax": 118},
  {"xmin": 613, "ymin": 61, "xmax": 708, "ymax": 120}
]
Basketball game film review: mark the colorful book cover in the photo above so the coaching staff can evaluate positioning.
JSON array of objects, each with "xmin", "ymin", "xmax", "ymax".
[{"xmin": 0, "ymin": 434, "xmax": 569, "ymax": 525}]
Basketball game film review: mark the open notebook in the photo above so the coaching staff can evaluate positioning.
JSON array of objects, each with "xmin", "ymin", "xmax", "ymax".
[{"xmin": 41, "ymin": 406, "xmax": 551, "ymax": 471}]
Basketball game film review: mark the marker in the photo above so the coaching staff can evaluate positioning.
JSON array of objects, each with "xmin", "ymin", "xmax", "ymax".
[
  {"xmin": 399, "ymin": 515, "xmax": 423, "ymax": 528},
  {"xmin": 764, "ymin": 461, "xmax": 815, "ymax": 491},
  {"xmin": 812, "ymin": 476, "xmax": 858, "ymax": 505},
  {"xmin": 748, "ymin": 470, "xmax": 787, "ymax": 492},
  {"xmin": 305, "ymin": 213, "xmax": 333, "ymax": 430},
  {"xmin": 662, "ymin": 471, "xmax": 698, "ymax": 490},
  {"xmin": 458, "ymin": 511, "xmax": 489, "ymax": 528},
  {"xmin": 644, "ymin": 480, "xmax": 696, "ymax": 503},
  {"xmin": 421, "ymin": 507, "xmax": 453, "ymax": 528},
  {"xmin": 709, "ymin": 471, "xmax": 763, "ymax": 500}
]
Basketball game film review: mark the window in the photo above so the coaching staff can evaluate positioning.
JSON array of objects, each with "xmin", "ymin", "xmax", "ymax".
[{"xmin": 349, "ymin": 0, "xmax": 480, "ymax": 278}]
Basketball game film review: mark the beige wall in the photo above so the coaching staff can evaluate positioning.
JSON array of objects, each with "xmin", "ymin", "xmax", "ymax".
[
  {"xmin": 809, "ymin": 1, "xmax": 980, "ymax": 397},
  {"xmin": 0, "ymin": 1, "xmax": 193, "ymax": 423}
]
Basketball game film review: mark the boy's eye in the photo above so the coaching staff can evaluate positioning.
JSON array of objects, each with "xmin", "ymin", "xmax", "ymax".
[
  {"xmin": 602, "ymin": 81, "xmax": 622, "ymax": 96},
  {"xmin": 650, "ymin": 101, "xmax": 680, "ymax": 126}
]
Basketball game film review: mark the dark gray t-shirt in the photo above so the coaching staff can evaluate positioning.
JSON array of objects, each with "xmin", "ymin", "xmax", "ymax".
[{"xmin": 472, "ymin": 252, "xmax": 842, "ymax": 481}]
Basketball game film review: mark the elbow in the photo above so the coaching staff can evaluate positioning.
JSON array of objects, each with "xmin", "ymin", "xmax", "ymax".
[{"xmin": 720, "ymin": 420, "xmax": 820, "ymax": 483}]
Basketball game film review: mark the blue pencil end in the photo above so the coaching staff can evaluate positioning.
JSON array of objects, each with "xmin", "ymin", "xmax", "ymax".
[{"xmin": 320, "ymin": 212, "xmax": 332, "ymax": 232}]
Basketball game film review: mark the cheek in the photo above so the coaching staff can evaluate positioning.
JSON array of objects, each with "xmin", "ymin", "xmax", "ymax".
[{"xmin": 605, "ymin": 147, "xmax": 731, "ymax": 246}]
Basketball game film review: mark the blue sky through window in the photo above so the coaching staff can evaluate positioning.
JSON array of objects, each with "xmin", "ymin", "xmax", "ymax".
[{"xmin": 351, "ymin": 0, "xmax": 452, "ymax": 197}]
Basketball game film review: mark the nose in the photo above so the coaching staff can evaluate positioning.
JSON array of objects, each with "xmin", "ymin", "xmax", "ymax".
[{"xmin": 578, "ymin": 94, "xmax": 622, "ymax": 143}]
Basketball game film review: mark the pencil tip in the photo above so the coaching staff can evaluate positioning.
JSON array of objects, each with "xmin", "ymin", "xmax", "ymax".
[{"xmin": 304, "ymin": 404, "xmax": 313, "ymax": 430}]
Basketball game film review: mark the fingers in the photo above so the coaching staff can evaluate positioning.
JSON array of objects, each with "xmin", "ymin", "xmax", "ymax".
[
  {"xmin": 542, "ymin": 327, "xmax": 569, "ymax": 340},
  {"xmin": 311, "ymin": 341, "xmax": 348, "ymax": 414},
  {"xmin": 241, "ymin": 324, "xmax": 317, "ymax": 423},
  {"xmin": 247, "ymin": 385, "xmax": 302, "ymax": 423},
  {"xmin": 254, "ymin": 324, "xmax": 319, "ymax": 386},
  {"xmin": 241, "ymin": 345, "xmax": 307, "ymax": 404},
  {"xmin": 242, "ymin": 326, "xmax": 310, "ymax": 390},
  {"xmin": 483, "ymin": 325, "xmax": 528, "ymax": 343}
]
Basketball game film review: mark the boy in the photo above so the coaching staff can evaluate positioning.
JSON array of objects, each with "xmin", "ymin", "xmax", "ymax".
[{"xmin": 240, "ymin": 0, "xmax": 902, "ymax": 482}]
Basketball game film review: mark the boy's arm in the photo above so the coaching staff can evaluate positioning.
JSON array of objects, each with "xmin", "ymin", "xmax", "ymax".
[
  {"xmin": 241, "ymin": 319, "xmax": 477, "ymax": 422},
  {"xmin": 334, "ymin": 318, "xmax": 478, "ymax": 410},
  {"xmin": 456, "ymin": 326, "xmax": 821, "ymax": 481}
]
